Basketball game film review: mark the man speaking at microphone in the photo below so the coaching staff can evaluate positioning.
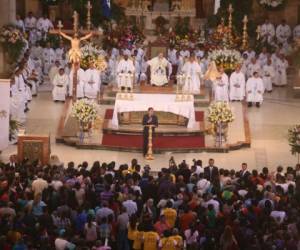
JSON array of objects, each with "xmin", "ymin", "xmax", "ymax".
[{"xmin": 142, "ymin": 107, "xmax": 158, "ymax": 157}]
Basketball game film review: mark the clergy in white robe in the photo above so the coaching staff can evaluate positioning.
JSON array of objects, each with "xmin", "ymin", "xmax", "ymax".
[
  {"xmin": 55, "ymin": 41, "xmax": 66, "ymax": 65},
  {"xmin": 246, "ymin": 72, "xmax": 265, "ymax": 107},
  {"xmin": 274, "ymin": 55, "xmax": 288, "ymax": 86},
  {"xmin": 84, "ymin": 64, "xmax": 101, "ymax": 99},
  {"xmin": 258, "ymin": 47, "xmax": 269, "ymax": 67},
  {"xmin": 262, "ymin": 59, "xmax": 275, "ymax": 92},
  {"xmin": 116, "ymin": 55, "xmax": 135, "ymax": 89},
  {"xmin": 247, "ymin": 58, "xmax": 261, "ymax": 79},
  {"xmin": 276, "ymin": 20, "xmax": 291, "ymax": 45},
  {"xmin": 107, "ymin": 56, "xmax": 118, "ymax": 85},
  {"xmin": 48, "ymin": 60, "xmax": 60, "ymax": 84},
  {"xmin": 10, "ymin": 77, "xmax": 26, "ymax": 122},
  {"xmin": 229, "ymin": 66, "xmax": 246, "ymax": 101},
  {"xmin": 260, "ymin": 19, "xmax": 275, "ymax": 44},
  {"xmin": 147, "ymin": 53, "xmax": 172, "ymax": 86},
  {"xmin": 213, "ymin": 73, "xmax": 229, "ymax": 102},
  {"xmin": 293, "ymin": 24, "xmax": 300, "ymax": 40},
  {"xmin": 167, "ymin": 47, "xmax": 177, "ymax": 66},
  {"xmin": 43, "ymin": 43, "xmax": 56, "ymax": 75},
  {"xmin": 69, "ymin": 66, "xmax": 85, "ymax": 99},
  {"xmin": 24, "ymin": 12, "xmax": 37, "ymax": 31},
  {"xmin": 15, "ymin": 15, "xmax": 25, "ymax": 33},
  {"xmin": 52, "ymin": 68, "xmax": 68, "ymax": 101},
  {"xmin": 181, "ymin": 55, "xmax": 202, "ymax": 94},
  {"xmin": 36, "ymin": 15, "xmax": 53, "ymax": 39}
]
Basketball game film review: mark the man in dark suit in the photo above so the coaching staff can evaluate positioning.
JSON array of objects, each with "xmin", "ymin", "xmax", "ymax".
[
  {"xmin": 239, "ymin": 162, "xmax": 250, "ymax": 184},
  {"xmin": 204, "ymin": 158, "xmax": 219, "ymax": 182},
  {"xmin": 142, "ymin": 107, "xmax": 158, "ymax": 157}
]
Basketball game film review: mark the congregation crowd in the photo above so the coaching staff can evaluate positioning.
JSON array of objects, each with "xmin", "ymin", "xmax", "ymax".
[{"xmin": 1, "ymin": 156, "xmax": 300, "ymax": 250}]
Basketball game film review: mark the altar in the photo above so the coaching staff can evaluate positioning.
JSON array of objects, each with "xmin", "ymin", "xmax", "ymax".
[{"xmin": 112, "ymin": 93, "xmax": 196, "ymax": 129}]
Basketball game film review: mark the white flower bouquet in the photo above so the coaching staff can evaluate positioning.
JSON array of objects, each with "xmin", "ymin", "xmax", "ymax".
[
  {"xmin": 207, "ymin": 102, "xmax": 234, "ymax": 124},
  {"xmin": 259, "ymin": 0, "xmax": 285, "ymax": 9},
  {"xmin": 71, "ymin": 99, "xmax": 98, "ymax": 124},
  {"xmin": 80, "ymin": 42, "xmax": 107, "ymax": 71},
  {"xmin": 208, "ymin": 49, "xmax": 242, "ymax": 71}
]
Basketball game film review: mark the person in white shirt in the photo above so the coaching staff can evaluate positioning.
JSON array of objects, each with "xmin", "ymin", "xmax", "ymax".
[
  {"xmin": 260, "ymin": 18, "xmax": 275, "ymax": 44},
  {"xmin": 69, "ymin": 63, "xmax": 85, "ymax": 99},
  {"xmin": 84, "ymin": 62, "xmax": 101, "ymax": 99},
  {"xmin": 43, "ymin": 42, "xmax": 56, "ymax": 75},
  {"xmin": 195, "ymin": 45, "xmax": 205, "ymax": 60},
  {"xmin": 258, "ymin": 47, "xmax": 269, "ymax": 67},
  {"xmin": 116, "ymin": 54, "xmax": 135, "ymax": 90},
  {"xmin": 274, "ymin": 54, "xmax": 288, "ymax": 86},
  {"xmin": 31, "ymin": 173, "xmax": 48, "ymax": 196},
  {"xmin": 229, "ymin": 65, "xmax": 245, "ymax": 101},
  {"xmin": 122, "ymin": 197, "xmax": 137, "ymax": 217},
  {"xmin": 168, "ymin": 46, "xmax": 177, "ymax": 66},
  {"xmin": 262, "ymin": 58, "xmax": 275, "ymax": 92},
  {"xmin": 246, "ymin": 71, "xmax": 265, "ymax": 108},
  {"xmin": 24, "ymin": 11, "xmax": 37, "ymax": 32},
  {"xmin": 293, "ymin": 24, "xmax": 300, "ymax": 41},
  {"xmin": 180, "ymin": 47, "xmax": 190, "ymax": 59},
  {"xmin": 247, "ymin": 57, "xmax": 261, "ymax": 79},
  {"xmin": 36, "ymin": 14, "xmax": 53, "ymax": 40},
  {"xmin": 52, "ymin": 68, "xmax": 68, "ymax": 102},
  {"xmin": 242, "ymin": 47, "xmax": 256, "ymax": 61},
  {"xmin": 276, "ymin": 19, "xmax": 291, "ymax": 45},
  {"xmin": 15, "ymin": 14, "xmax": 25, "ymax": 33},
  {"xmin": 181, "ymin": 54, "xmax": 202, "ymax": 94},
  {"xmin": 213, "ymin": 68, "xmax": 229, "ymax": 102}
]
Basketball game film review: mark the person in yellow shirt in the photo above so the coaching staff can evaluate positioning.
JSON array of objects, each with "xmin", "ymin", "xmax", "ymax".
[
  {"xmin": 143, "ymin": 226, "xmax": 160, "ymax": 250},
  {"xmin": 169, "ymin": 228, "xmax": 183, "ymax": 250},
  {"xmin": 133, "ymin": 228, "xmax": 144, "ymax": 250},
  {"xmin": 159, "ymin": 230, "xmax": 177, "ymax": 250},
  {"xmin": 128, "ymin": 216, "xmax": 138, "ymax": 249},
  {"xmin": 161, "ymin": 201, "xmax": 177, "ymax": 228}
]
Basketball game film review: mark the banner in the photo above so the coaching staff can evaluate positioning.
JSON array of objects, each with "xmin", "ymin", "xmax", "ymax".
[{"xmin": 0, "ymin": 79, "xmax": 10, "ymax": 151}]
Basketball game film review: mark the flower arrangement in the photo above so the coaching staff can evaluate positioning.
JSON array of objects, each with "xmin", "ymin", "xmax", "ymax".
[
  {"xmin": 208, "ymin": 49, "xmax": 242, "ymax": 71},
  {"xmin": 258, "ymin": 0, "xmax": 285, "ymax": 9},
  {"xmin": 288, "ymin": 125, "xmax": 300, "ymax": 155},
  {"xmin": 207, "ymin": 102, "xmax": 234, "ymax": 124},
  {"xmin": 71, "ymin": 99, "xmax": 98, "ymax": 124},
  {"xmin": 80, "ymin": 42, "xmax": 107, "ymax": 71},
  {"xmin": 0, "ymin": 25, "xmax": 26, "ymax": 63}
]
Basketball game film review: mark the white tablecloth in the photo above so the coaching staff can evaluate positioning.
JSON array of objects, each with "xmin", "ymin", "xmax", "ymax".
[{"xmin": 112, "ymin": 93, "xmax": 196, "ymax": 128}]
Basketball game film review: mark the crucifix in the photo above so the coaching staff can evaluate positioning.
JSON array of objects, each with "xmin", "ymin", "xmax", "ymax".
[{"xmin": 50, "ymin": 2, "xmax": 99, "ymax": 102}]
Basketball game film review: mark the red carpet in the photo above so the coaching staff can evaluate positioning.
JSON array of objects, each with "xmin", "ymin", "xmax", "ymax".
[{"xmin": 102, "ymin": 109, "xmax": 205, "ymax": 149}]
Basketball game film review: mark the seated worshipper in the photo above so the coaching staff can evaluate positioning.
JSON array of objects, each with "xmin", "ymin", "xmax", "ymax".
[
  {"xmin": 229, "ymin": 65, "xmax": 245, "ymax": 101},
  {"xmin": 213, "ymin": 71, "xmax": 229, "ymax": 102},
  {"xmin": 69, "ymin": 63, "xmax": 85, "ymax": 99},
  {"xmin": 147, "ymin": 52, "xmax": 172, "ymax": 86},
  {"xmin": 246, "ymin": 71, "xmax": 265, "ymax": 108},
  {"xmin": 84, "ymin": 62, "xmax": 101, "ymax": 99},
  {"xmin": 116, "ymin": 54, "xmax": 135, "ymax": 91},
  {"xmin": 181, "ymin": 54, "xmax": 202, "ymax": 94},
  {"xmin": 52, "ymin": 68, "xmax": 68, "ymax": 102},
  {"xmin": 43, "ymin": 42, "xmax": 56, "ymax": 75},
  {"xmin": 49, "ymin": 60, "xmax": 61, "ymax": 84},
  {"xmin": 274, "ymin": 54, "xmax": 288, "ymax": 87},
  {"xmin": 262, "ymin": 58, "xmax": 275, "ymax": 93}
]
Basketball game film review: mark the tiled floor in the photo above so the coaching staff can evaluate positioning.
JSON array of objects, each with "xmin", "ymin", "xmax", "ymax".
[{"xmin": 1, "ymin": 85, "xmax": 300, "ymax": 171}]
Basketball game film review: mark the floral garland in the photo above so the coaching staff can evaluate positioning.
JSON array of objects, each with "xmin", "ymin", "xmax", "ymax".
[
  {"xmin": 288, "ymin": 125, "xmax": 300, "ymax": 155},
  {"xmin": 80, "ymin": 42, "xmax": 107, "ymax": 71},
  {"xmin": 0, "ymin": 25, "xmax": 26, "ymax": 63},
  {"xmin": 258, "ymin": 0, "xmax": 286, "ymax": 10},
  {"xmin": 207, "ymin": 102, "xmax": 235, "ymax": 124},
  {"xmin": 71, "ymin": 99, "xmax": 98, "ymax": 124},
  {"xmin": 208, "ymin": 49, "xmax": 242, "ymax": 71}
]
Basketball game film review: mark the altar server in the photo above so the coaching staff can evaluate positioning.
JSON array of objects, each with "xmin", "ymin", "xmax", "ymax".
[
  {"xmin": 69, "ymin": 64, "xmax": 85, "ymax": 98},
  {"xmin": 229, "ymin": 65, "xmax": 245, "ymax": 101},
  {"xmin": 43, "ymin": 42, "xmax": 56, "ymax": 75},
  {"xmin": 147, "ymin": 53, "xmax": 172, "ymax": 86},
  {"xmin": 48, "ymin": 60, "xmax": 60, "ymax": 85},
  {"xmin": 116, "ymin": 54, "xmax": 135, "ymax": 90},
  {"xmin": 52, "ymin": 68, "xmax": 68, "ymax": 101},
  {"xmin": 246, "ymin": 72, "xmax": 265, "ymax": 108},
  {"xmin": 84, "ymin": 62, "xmax": 101, "ymax": 99},
  {"xmin": 247, "ymin": 57, "xmax": 261, "ymax": 79},
  {"xmin": 274, "ymin": 54, "xmax": 288, "ymax": 86},
  {"xmin": 181, "ymin": 54, "xmax": 202, "ymax": 94},
  {"xmin": 262, "ymin": 59, "xmax": 275, "ymax": 92},
  {"xmin": 293, "ymin": 24, "xmax": 300, "ymax": 40},
  {"xmin": 260, "ymin": 19, "xmax": 275, "ymax": 44},
  {"xmin": 276, "ymin": 19, "xmax": 291, "ymax": 45},
  {"xmin": 213, "ymin": 67, "xmax": 229, "ymax": 102}
]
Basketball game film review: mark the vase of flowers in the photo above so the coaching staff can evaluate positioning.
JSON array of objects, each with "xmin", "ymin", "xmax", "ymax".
[
  {"xmin": 71, "ymin": 99, "xmax": 98, "ymax": 142},
  {"xmin": 207, "ymin": 102, "xmax": 234, "ymax": 146}
]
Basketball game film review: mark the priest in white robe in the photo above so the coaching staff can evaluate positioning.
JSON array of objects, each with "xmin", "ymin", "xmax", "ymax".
[
  {"xmin": 69, "ymin": 64, "xmax": 85, "ymax": 99},
  {"xmin": 52, "ymin": 68, "xmax": 68, "ymax": 101},
  {"xmin": 229, "ymin": 65, "xmax": 245, "ymax": 101},
  {"xmin": 276, "ymin": 20, "xmax": 291, "ymax": 45},
  {"xmin": 10, "ymin": 78, "xmax": 26, "ymax": 123},
  {"xmin": 84, "ymin": 63, "xmax": 101, "ymax": 99},
  {"xmin": 260, "ymin": 19, "xmax": 275, "ymax": 44},
  {"xmin": 246, "ymin": 72, "xmax": 265, "ymax": 107},
  {"xmin": 48, "ymin": 60, "xmax": 60, "ymax": 84},
  {"xmin": 116, "ymin": 54, "xmax": 135, "ymax": 90},
  {"xmin": 274, "ymin": 55, "xmax": 288, "ymax": 86},
  {"xmin": 43, "ymin": 42, "xmax": 56, "ymax": 75},
  {"xmin": 147, "ymin": 53, "xmax": 172, "ymax": 86},
  {"xmin": 262, "ymin": 59, "xmax": 275, "ymax": 92},
  {"xmin": 181, "ymin": 55, "xmax": 202, "ymax": 94},
  {"xmin": 213, "ymin": 68, "xmax": 229, "ymax": 102},
  {"xmin": 247, "ymin": 58, "xmax": 261, "ymax": 79}
]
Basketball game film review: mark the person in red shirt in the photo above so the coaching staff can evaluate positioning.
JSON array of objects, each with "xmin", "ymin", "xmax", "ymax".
[
  {"xmin": 179, "ymin": 206, "xmax": 196, "ymax": 232},
  {"xmin": 154, "ymin": 215, "xmax": 171, "ymax": 236}
]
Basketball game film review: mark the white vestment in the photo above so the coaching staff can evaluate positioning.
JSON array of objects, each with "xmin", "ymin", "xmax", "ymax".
[
  {"xmin": 247, "ymin": 62, "xmax": 261, "ymax": 79},
  {"xmin": 181, "ymin": 61, "xmax": 202, "ymax": 94},
  {"xmin": 69, "ymin": 68, "xmax": 85, "ymax": 98},
  {"xmin": 262, "ymin": 65, "xmax": 275, "ymax": 91},
  {"xmin": 147, "ymin": 57, "xmax": 171, "ymax": 86},
  {"xmin": 275, "ymin": 59, "xmax": 288, "ymax": 86},
  {"xmin": 43, "ymin": 48, "xmax": 56, "ymax": 74},
  {"xmin": 276, "ymin": 24, "xmax": 291, "ymax": 44},
  {"xmin": 49, "ymin": 65, "xmax": 59, "ymax": 84},
  {"xmin": 55, "ymin": 48, "xmax": 66, "ymax": 65},
  {"xmin": 246, "ymin": 77, "xmax": 265, "ymax": 103},
  {"xmin": 229, "ymin": 71, "xmax": 246, "ymax": 101},
  {"xmin": 24, "ymin": 17, "xmax": 37, "ymax": 30},
  {"xmin": 116, "ymin": 59, "xmax": 135, "ymax": 88},
  {"xmin": 10, "ymin": 83, "xmax": 26, "ymax": 123},
  {"xmin": 260, "ymin": 23, "xmax": 275, "ymax": 43},
  {"xmin": 258, "ymin": 52, "xmax": 268, "ymax": 67},
  {"xmin": 52, "ymin": 74, "xmax": 68, "ymax": 101},
  {"xmin": 15, "ymin": 19, "xmax": 25, "ymax": 33},
  {"xmin": 84, "ymin": 69, "xmax": 101, "ymax": 99},
  {"xmin": 167, "ymin": 49, "xmax": 177, "ymax": 65},
  {"xmin": 214, "ymin": 73, "xmax": 229, "ymax": 102},
  {"xmin": 293, "ymin": 25, "xmax": 300, "ymax": 40}
]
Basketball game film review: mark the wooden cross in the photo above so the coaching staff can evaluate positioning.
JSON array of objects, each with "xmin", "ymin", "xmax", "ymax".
[
  {"xmin": 86, "ymin": 1, "xmax": 92, "ymax": 31},
  {"xmin": 73, "ymin": 11, "xmax": 79, "ymax": 36}
]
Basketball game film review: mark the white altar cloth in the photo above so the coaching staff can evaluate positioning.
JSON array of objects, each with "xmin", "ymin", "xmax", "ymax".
[{"xmin": 112, "ymin": 93, "xmax": 196, "ymax": 129}]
